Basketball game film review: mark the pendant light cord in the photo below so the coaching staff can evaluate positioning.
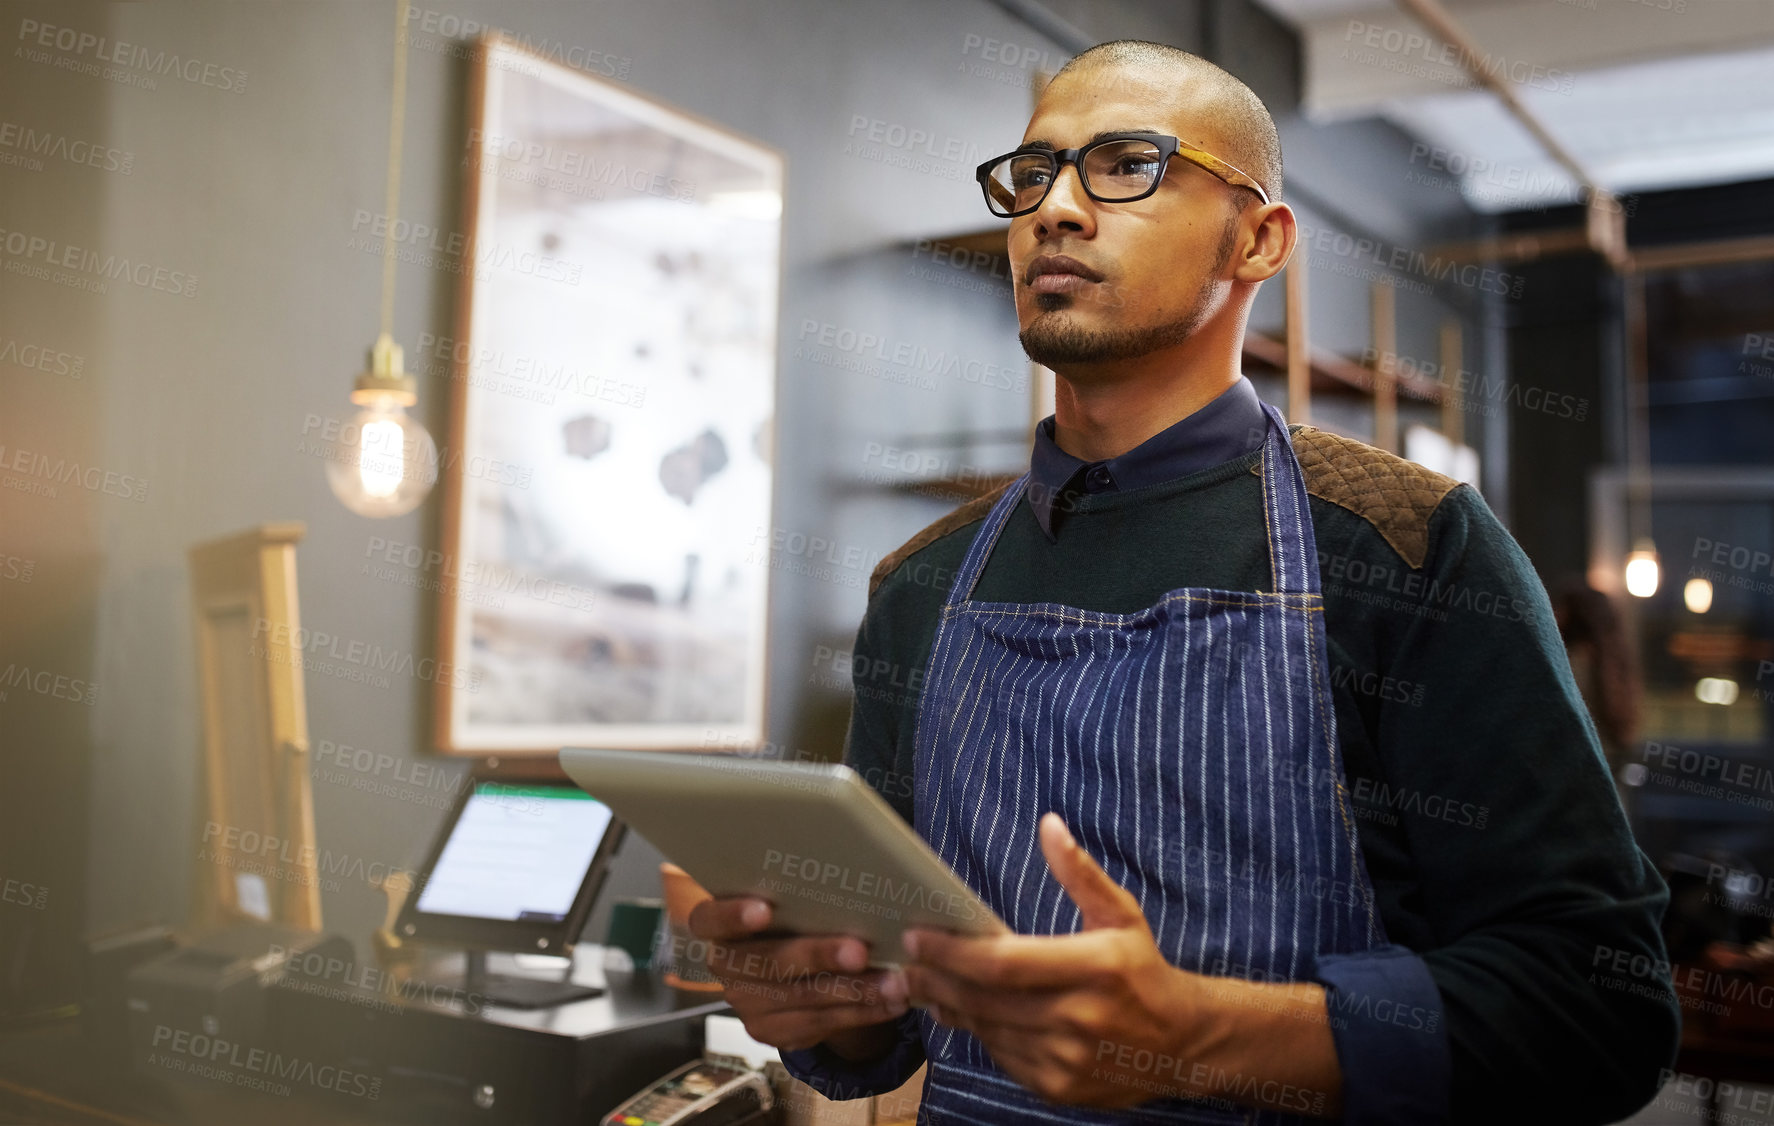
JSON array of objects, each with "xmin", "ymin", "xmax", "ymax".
[
  {"xmin": 378, "ymin": 0, "xmax": 409, "ymax": 342},
  {"xmin": 1624, "ymin": 271, "xmax": 1650, "ymax": 544}
]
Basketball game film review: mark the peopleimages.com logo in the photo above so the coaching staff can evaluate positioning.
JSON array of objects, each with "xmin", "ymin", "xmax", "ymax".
[
  {"xmin": 757, "ymin": 848, "xmax": 978, "ymax": 922},
  {"xmin": 15, "ymin": 19, "xmax": 249, "ymax": 93}
]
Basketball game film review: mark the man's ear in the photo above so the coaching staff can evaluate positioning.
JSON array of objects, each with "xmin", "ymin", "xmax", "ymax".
[{"xmin": 1232, "ymin": 201, "xmax": 1295, "ymax": 284}]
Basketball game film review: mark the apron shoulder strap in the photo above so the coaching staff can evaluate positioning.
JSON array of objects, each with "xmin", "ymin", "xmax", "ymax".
[
  {"xmin": 942, "ymin": 473, "xmax": 1030, "ymax": 607},
  {"xmin": 1256, "ymin": 401, "xmax": 1321, "ymax": 597}
]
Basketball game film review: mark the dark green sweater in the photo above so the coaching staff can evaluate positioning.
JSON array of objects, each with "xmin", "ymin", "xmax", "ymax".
[{"xmin": 839, "ymin": 431, "xmax": 1679, "ymax": 1124}]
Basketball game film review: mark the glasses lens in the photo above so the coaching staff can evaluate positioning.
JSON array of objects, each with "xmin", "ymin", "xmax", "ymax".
[
  {"xmin": 984, "ymin": 152, "xmax": 1055, "ymax": 215},
  {"xmin": 1081, "ymin": 139, "xmax": 1166, "ymax": 201}
]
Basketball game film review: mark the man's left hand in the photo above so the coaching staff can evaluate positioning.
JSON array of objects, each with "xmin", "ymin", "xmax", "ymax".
[{"xmin": 901, "ymin": 812, "xmax": 1206, "ymax": 1108}]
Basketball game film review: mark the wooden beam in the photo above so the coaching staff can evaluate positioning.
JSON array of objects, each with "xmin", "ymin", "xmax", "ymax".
[
  {"xmin": 1429, "ymin": 229, "xmax": 1774, "ymax": 273},
  {"xmin": 1429, "ymin": 227, "xmax": 1594, "ymax": 265},
  {"xmin": 1371, "ymin": 282, "xmax": 1398, "ymax": 452},
  {"xmin": 1393, "ymin": 0, "xmax": 1604, "ymax": 199},
  {"xmin": 1629, "ymin": 234, "xmax": 1774, "ymax": 274},
  {"xmin": 1286, "ymin": 250, "xmax": 1311, "ymax": 425},
  {"xmin": 1440, "ymin": 319, "xmax": 1464, "ymax": 446},
  {"xmin": 1389, "ymin": 0, "xmax": 1627, "ymax": 268}
]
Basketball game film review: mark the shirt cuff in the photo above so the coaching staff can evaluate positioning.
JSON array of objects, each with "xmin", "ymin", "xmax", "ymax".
[
  {"xmin": 777, "ymin": 1010, "xmax": 926, "ymax": 1101},
  {"xmin": 1312, "ymin": 945, "xmax": 1451, "ymax": 1126}
]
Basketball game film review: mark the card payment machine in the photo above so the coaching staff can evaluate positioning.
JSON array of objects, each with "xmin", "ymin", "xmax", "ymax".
[{"xmin": 601, "ymin": 1057, "xmax": 773, "ymax": 1126}]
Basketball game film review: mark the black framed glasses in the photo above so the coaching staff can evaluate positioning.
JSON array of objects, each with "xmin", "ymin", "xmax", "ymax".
[{"xmin": 975, "ymin": 132, "xmax": 1269, "ymax": 218}]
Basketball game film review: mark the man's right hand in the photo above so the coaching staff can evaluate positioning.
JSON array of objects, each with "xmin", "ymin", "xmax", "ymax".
[{"xmin": 686, "ymin": 895, "xmax": 910, "ymax": 1057}]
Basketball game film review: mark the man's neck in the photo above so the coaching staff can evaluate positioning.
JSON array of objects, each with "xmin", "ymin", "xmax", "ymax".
[{"xmin": 1048, "ymin": 343, "xmax": 1242, "ymax": 464}]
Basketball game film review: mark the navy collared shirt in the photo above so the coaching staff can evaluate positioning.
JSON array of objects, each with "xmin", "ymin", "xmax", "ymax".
[{"xmin": 1027, "ymin": 375, "xmax": 1269, "ymax": 540}]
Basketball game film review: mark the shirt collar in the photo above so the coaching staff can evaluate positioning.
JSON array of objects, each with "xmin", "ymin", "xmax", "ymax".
[{"xmin": 1026, "ymin": 375, "xmax": 1268, "ymax": 540}]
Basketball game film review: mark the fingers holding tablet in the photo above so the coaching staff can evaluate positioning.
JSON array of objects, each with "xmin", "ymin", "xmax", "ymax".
[
  {"xmin": 686, "ymin": 895, "xmax": 778, "ymax": 942},
  {"xmin": 687, "ymin": 893, "xmax": 911, "ymax": 1053}
]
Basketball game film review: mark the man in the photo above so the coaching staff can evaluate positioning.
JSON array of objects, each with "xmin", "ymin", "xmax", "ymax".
[{"xmin": 689, "ymin": 40, "xmax": 1678, "ymax": 1124}]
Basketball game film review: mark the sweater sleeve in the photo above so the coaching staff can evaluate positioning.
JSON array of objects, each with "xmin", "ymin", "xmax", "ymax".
[
  {"xmin": 1310, "ymin": 943, "xmax": 1451, "ymax": 1124},
  {"xmin": 1371, "ymin": 484, "xmax": 1679, "ymax": 1124}
]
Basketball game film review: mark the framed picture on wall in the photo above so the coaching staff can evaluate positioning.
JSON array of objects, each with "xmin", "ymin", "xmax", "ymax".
[{"xmin": 434, "ymin": 32, "xmax": 782, "ymax": 755}]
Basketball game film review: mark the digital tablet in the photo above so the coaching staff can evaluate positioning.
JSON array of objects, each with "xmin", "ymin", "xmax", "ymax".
[{"xmin": 558, "ymin": 748, "xmax": 1006, "ymax": 963}]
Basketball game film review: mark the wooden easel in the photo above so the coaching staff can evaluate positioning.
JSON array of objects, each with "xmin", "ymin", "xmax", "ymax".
[{"xmin": 187, "ymin": 523, "xmax": 322, "ymax": 931}]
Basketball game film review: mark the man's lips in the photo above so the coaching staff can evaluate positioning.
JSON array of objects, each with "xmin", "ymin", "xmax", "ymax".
[{"xmin": 1024, "ymin": 254, "xmax": 1104, "ymax": 295}]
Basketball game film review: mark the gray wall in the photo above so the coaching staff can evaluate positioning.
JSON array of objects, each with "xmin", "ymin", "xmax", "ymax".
[
  {"xmin": 0, "ymin": 0, "xmax": 1494, "ymax": 988},
  {"xmin": 0, "ymin": 0, "xmax": 110, "ymax": 999}
]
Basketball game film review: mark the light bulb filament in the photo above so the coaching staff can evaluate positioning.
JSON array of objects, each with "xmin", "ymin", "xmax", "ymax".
[{"xmin": 360, "ymin": 418, "xmax": 405, "ymax": 498}]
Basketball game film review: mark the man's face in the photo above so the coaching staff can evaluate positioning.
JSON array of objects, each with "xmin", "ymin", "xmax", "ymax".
[{"xmin": 1009, "ymin": 64, "xmax": 1250, "ymax": 370}]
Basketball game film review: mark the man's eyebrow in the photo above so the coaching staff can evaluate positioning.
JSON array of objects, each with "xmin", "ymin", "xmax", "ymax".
[{"xmin": 1017, "ymin": 128, "xmax": 1167, "ymax": 152}]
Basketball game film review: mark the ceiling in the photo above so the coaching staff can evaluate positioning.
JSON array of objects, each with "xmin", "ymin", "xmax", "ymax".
[{"xmin": 1249, "ymin": 0, "xmax": 1774, "ymax": 213}]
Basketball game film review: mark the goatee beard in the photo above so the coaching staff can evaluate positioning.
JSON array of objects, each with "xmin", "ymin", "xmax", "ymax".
[
  {"xmin": 1019, "ymin": 290, "xmax": 1218, "ymax": 367},
  {"xmin": 1020, "ymin": 215, "xmax": 1236, "ymax": 369}
]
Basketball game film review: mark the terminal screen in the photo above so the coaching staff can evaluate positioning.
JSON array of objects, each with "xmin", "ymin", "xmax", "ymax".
[{"xmin": 414, "ymin": 783, "xmax": 615, "ymax": 923}]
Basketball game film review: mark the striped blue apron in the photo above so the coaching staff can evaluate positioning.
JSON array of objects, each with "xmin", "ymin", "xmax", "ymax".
[{"xmin": 911, "ymin": 400, "xmax": 1387, "ymax": 1125}]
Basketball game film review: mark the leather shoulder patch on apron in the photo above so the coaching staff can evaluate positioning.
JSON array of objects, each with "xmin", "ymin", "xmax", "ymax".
[{"xmin": 1254, "ymin": 425, "xmax": 1462, "ymax": 570}]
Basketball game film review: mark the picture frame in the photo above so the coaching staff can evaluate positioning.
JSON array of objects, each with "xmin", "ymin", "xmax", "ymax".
[{"xmin": 434, "ymin": 33, "xmax": 782, "ymax": 755}]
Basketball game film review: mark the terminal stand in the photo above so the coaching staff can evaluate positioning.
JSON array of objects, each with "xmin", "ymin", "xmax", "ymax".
[{"xmin": 458, "ymin": 948, "xmax": 604, "ymax": 1009}]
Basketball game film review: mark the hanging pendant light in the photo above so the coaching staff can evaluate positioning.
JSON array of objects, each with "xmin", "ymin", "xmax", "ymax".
[
  {"xmin": 1683, "ymin": 577, "xmax": 1712, "ymax": 614},
  {"xmin": 325, "ymin": 334, "xmax": 437, "ymax": 517},
  {"xmin": 326, "ymin": 0, "xmax": 437, "ymax": 518},
  {"xmin": 1623, "ymin": 537, "xmax": 1660, "ymax": 599}
]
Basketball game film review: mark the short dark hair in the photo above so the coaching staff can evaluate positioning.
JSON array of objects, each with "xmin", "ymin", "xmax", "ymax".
[{"xmin": 1052, "ymin": 40, "xmax": 1283, "ymax": 203}]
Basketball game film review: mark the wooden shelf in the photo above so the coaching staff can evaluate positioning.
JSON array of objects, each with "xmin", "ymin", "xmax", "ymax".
[
  {"xmin": 837, "ymin": 471, "xmax": 1020, "ymax": 503},
  {"xmin": 918, "ymin": 228, "xmax": 1012, "ymax": 259},
  {"xmin": 1242, "ymin": 329, "xmax": 1443, "ymax": 404}
]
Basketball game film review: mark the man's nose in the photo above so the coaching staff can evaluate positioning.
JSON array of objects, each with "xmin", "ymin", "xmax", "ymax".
[{"xmin": 1033, "ymin": 162, "xmax": 1093, "ymax": 235}]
